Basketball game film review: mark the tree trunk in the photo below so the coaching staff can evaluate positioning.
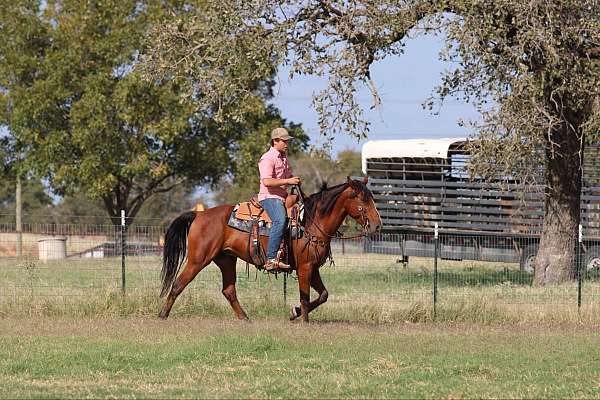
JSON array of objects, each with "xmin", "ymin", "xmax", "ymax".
[{"xmin": 533, "ymin": 125, "xmax": 582, "ymax": 285}]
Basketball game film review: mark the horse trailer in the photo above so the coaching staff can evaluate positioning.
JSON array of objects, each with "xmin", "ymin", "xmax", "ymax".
[{"xmin": 362, "ymin": 138, "xmax": 600, "ymax": 272}]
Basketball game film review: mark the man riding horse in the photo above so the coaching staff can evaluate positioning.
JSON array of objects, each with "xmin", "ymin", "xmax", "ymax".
[
  {"xmin": 257, "ymin": 127, "xmax": 301, "ymax": 272},
  {"xmin": 158, "ymin": 129, "xmax": 382, "ymax": 322}
]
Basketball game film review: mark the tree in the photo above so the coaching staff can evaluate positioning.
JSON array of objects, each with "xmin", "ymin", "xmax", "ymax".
[
  {"xmin": 336, "ymin": 149, "xmax": 363, "ymax": 179},
  {"xmin": 0, "ymin": 122, "xmax": 41, "ymax": 227},
  {"xmin": 46, "ymin": 193, "xmax": 109, "ymax": 226},
  {"xmin": 0, "ymin": 176, "xmax": 53, "ymax": 224},
  {"xmin": 142, "ymin": 0, "xmax": 600, "ymax": 285},
  {"xmin": 0, "ymin": 0, "xmax": 287, "ymax": 227}
]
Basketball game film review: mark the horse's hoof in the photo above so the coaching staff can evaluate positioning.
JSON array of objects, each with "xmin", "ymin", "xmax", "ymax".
[{"xmin": 289, "ymin": 306, "xmax": 301, "ymax": 321}]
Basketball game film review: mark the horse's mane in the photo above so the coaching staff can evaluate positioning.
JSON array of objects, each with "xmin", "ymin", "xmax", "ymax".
[{"xmin": 302, "ymin": 180, "xmax": 372, "ymax": 222}]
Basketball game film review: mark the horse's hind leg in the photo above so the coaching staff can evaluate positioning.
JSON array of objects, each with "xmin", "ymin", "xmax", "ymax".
[
  {"xmin": 158, "ymin": 256, "xmax": 214, "ymax": 319},
  {"xmin": 214, "ymin": 253, "xmax": 248, "ymax": 321},
  {"xmin": 290, "ymin": 269, "xmax": 328, "ymax": 321}
]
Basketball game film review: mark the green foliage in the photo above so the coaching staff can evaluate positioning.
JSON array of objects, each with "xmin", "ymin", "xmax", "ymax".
[
  {"xmin": 45, "ymin": 193, "xmax": 109, "ymax": 225},
  {"xmin": 0, "ymin": 179, "xmax": 205, "ymax": 226},
  {"xmin": 142, "ymin": 0, "xmax": 600, "ymax": 153},
  {"xmin": 0, "ymin": 0, "xmax": 294, "ymax": 226},
  {"xmin": 132, "ymin": 183, "xmax": 207, "ymax": 226}
]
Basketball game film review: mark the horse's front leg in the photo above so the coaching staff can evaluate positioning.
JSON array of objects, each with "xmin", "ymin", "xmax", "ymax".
[
  {"xmin": 290, "ymin": 269, "xmax": 328, "ymax": 321},
  {"xmin": 296, "ymin": 264, "xmax": 313, "ymax": 322}
]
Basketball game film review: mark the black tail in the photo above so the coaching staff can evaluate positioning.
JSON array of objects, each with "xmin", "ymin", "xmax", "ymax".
[{"xmin": 160, "ymin": 211, "xmax": 197, "ymax": 297}]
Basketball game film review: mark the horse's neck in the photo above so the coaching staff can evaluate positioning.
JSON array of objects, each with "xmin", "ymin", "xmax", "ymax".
[{"xmin": 309, "ymin": 195, "xmax": 347, "ymax": 239}]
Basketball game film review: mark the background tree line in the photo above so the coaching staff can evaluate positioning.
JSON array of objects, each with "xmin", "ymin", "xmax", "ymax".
[
  {"xmin": 0, "ymin": 148, "xmax": 362, "ymax": 226},
  {"xmin": 0, "ymin": 0, "xmax": 360, "ymax": 229}
]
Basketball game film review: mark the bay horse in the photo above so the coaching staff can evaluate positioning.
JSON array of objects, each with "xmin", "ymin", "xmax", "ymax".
[{"xmin": 159, "ymin": 176, "xmax": 381, "ymax": 322}]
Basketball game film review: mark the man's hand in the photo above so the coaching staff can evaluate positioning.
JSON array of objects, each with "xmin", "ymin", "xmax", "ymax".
[{"xmin": 287, "ymin": 176, "xmax": 301, "ymax": 185}]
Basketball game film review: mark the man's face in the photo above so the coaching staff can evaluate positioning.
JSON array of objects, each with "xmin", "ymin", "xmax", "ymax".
[{"xmin": 273, "ymin": 138, "xmax": 289, "ymax": 153}]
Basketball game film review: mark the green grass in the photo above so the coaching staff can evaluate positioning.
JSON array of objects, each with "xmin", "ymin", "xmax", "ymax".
[
  {"xmin": 1, "ymin": 317, "xmax": 600, "ymax": 398},
  {"xmin": 1, "ymin": 255, "xmax": 600, "ymax": 398},
  {"xmin": 1, "ymin": 253, "xmax": 599, "ymax": 323}
]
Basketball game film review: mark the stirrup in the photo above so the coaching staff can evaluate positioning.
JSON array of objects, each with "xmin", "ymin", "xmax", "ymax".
[{"xmin": 264, "ymin": 259, "xmax": 292, "ymax": 273}]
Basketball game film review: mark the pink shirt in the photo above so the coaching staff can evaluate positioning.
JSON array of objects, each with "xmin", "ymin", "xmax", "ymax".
[{"xmin": 258, "ymin": 146, "xmax": 292, "ymax": 201}]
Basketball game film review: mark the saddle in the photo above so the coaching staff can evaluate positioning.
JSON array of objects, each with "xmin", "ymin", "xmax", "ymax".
[
  {"xmin": 234, "ymin": 194, "xmax": 300, "ymax": 224},
  {"xmin": 231, "ymin": 194, "xmax": 302, "ymax": 272}
]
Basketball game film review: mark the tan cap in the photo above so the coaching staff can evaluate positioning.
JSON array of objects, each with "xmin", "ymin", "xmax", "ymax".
[{"xmin": 271, "ymin": 127, "xmax": 293, "ymax": 140}]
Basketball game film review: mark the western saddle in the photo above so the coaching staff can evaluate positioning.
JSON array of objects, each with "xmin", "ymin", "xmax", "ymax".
[
  {"xmin": 234, "ymin": 194, "xmax": 301, "ymax": 272},
  {"xmin": 234, "ymin": 194, "xmax": 300, "ymax": 224}
]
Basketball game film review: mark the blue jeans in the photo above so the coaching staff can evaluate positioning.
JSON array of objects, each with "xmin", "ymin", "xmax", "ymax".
[{"xmin": 260, "ymin": 198, "xmax": 287, "ymax": 260}]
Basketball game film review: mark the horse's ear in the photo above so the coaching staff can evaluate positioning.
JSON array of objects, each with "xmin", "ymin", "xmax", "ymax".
[
  {"xmin": 347, "ymin": 176, "xmax": 356, "ymax": 188},
  {"xmin": 347, "ymin": 176, "xmax": 358, "ymax": 197},
  {"xmin": 362, "ymin": 176, "xmax": 368, "ymax": 184},
  {"xmin": 320, "ymin": 181, "xmax": 328, "ymax": 191}
]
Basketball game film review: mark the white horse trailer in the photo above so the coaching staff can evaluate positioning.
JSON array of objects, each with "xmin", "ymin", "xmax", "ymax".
[{"xmin": 362, "ymin": 138, "xmax": 600, "ymax": 272}]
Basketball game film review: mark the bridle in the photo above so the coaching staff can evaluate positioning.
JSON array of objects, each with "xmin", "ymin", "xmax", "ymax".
[
  {"xmin": 288, "ymin": 183, "xmax": 374, "ymax": 270},
  {"xmin": 294, "ymin": 184, "xmax": 372, "ymax": 244}
]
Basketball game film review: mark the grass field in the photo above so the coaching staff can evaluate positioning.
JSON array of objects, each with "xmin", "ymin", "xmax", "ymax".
[
  {"xmin": 2, "ymin": 317, "xmax": 600, "ymax": 398},
  {"xmin": 2, "ymin": 253, "xmax": 600, "ymax": 398}
]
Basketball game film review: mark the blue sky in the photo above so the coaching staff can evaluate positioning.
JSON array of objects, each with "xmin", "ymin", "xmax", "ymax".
[{"xmin": 270, "ymin": 34, "xmax": 480, "ymax": 155}]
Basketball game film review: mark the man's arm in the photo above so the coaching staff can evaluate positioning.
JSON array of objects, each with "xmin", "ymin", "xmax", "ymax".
[
  {"xmin": 263, "ymin": 177, "xmax": 300, "ymax": 187},
  {"xmin": 258, "ymin": 155, "xmax": 301, "ymax": 187}
]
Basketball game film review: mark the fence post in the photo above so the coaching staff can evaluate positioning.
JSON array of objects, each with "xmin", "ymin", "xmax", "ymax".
[
  {"xmin": 577, "ymin": 224, "xmax": 582, "ymax": 309},
  {"xmin": 16, "ymin": 176, "xmax": 22, "ymax": 258},
  {"xmin": 433, "ymin": 223, "xmax": 439, "ymax": 319},
  {"xmin": 283, "ymin": 273, "xmax": 287, "ymax": 303},
  {"xmin": 121, "ymin": 209, "xmax": 126, "ymax": 294}
]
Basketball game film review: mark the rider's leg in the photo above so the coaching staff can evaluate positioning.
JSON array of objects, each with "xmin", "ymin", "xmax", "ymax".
[{"xmin": 260, "ymin": 198, "xmax": 288, "ymax": 268}]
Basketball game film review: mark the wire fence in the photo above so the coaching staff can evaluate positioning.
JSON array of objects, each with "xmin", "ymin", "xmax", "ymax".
[{"xmin": 1, "ymin": 216, "xmax": 599, "ymax": 316}]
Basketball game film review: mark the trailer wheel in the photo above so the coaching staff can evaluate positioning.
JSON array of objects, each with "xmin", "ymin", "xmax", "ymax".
[
  {"xmin": 520, "ymin": 245, "xmax": 538, "ymax": 273},
  {"xmin": 584, "ymin": 247, "xmax": 600, "ymax": 271}
]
